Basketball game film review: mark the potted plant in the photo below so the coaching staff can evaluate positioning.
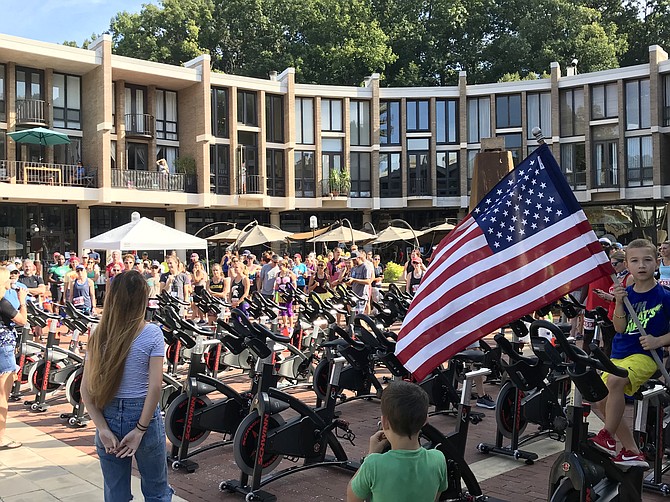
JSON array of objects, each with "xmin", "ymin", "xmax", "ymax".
[
  {"xmin": 329, "ymin": 169, "xmax": 340, "ymax": 196},
  {"xmin": 339, "ymin": 168, "xmax": 351, "ymax": 196}
]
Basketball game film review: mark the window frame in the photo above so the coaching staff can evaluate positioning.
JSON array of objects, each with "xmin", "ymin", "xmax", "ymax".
[
  {"xmin": 211, "ymin": 87, "xmax": 229, "ymax": 138},
  {"xmin": 379, "ymin": 152, "xmax": 402, "ymax": 198},
  {"xmin": 407, "ymin": 138, "xmax": 431, "ymax": 196},
  {"xmin": 294, "ymin": 151, "xmax": 316, "ymax": 197},
  {"xmin": 526, "ymin": 92, "xmax": 551, "ymax": 138},
  {"xmin": 626, "ymin": 136, "xmax": 653, "ymax": 187},
  {"xmin": 495, "ymin": 94, "xmax": 522, "ymax": 129},
  {"xmin": 265, "ymin": 94, "xmax": 284, "ymax": 143},
  {"xmin": 155, "ymin": 89, "xmax": 178, "ymax": 140},
  {"xmin": 436, "ymin": 99, "xmax": 458, "ymax": 144},
  {"xmin": 560, "ymin": 88, "xmax": 586, "ymax": 137},
  {"xmin": 467, "ymin": 97, "xmax": 491, "ymax": 143},
  {"xmin": 295, "ymin": 98, "xmax": 315, "ymax": 145},
  {"xmin": 436, "ymin": 151, "xmax": 459, "ymax": 196},
  {"xmin": 592, "ymin": 139, "xmax": 619, "ymax": 187},
  {"xmin": 625, "ymin": 79, "xmax": 650, "ymax": 131},
  {"xmin": 0, "ymin": 64, "xmax": 5, "ymax": 122},
  {"xmin": 210, "ymin": 144, "xmax": 230, "ymax": 195},
  {"xmin": 266, "ymin": 148, "xmax": 285, "ymax": 197},
  {"xmin": 321, "ymin": 99, "xmax": 343, "ymax": 132},
  {"xmin": 591, "ymin": 83, "xmax": 618, "ymax": 120},
  {"xmin": 126, "ymin": 142, "xmax": 148, "ymax": 171},
  {"xmin": 560, "ymin": 143, "xmax": 586, "ymax": 190},
  {"xmin": 350, "ymin": 100, "xmax": 371, "ymax": 146},
  {"xmin": 350, "ymin": 152, "xmax": 371, "ymax": 198},
  {"xmin": 406, "ymin": 99, "xmax": 430, "ymax": 132},
  {"xmin": 380, "ymin": 100, "xmax": 401, "ymax": 145},
  {"xmin": 236, "ymin": 90, "xmax": 257, "ymax": 126}
]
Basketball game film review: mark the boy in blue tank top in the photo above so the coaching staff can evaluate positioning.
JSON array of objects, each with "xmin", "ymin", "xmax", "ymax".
[
  {"xmin": 347, "ymin": 381, "xmax": 447, "ymax": 502},
  {"xmin": 589, "ymin": 238, "xmax": 670, "ymax": 469}
]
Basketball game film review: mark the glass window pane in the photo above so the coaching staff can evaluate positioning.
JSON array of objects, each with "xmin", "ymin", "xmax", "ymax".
[
  {"xmin": 509, "ymin": 94, "xmax": 521, "ymax": 127},
  {"xmin": 350, "ymin": 101, "xmax": 359, "ymax": 146},
  {"xmin": 606, "ymin": 83, "xmax": 618, "ymax": 118},
  {"xmin": 52, "ymin": 74, "xmax": 64, "ymax": 107},
  {"xmin": 436, "ymin": 101, "xmax": 446, "ymax": 143},
  {"xmin": 407, "ymin": 101, "xmax": 417, "ymax": 131},
  {"xmin": 540, "ymin": 93, "xmax": 551, "ymax": 137},
  {"xmin": 322, "ymin": 138, "xmax": 342, "ymax": 151},
  {"xmin": 467, "ymin": 99, "xmax": 478, "ymax": 143},
  {"xmin": 592, "ymin": 85, "xmax": 605, "ymax": 119},
  {"xmin": 418, "ymin": 100, "xmax": 429, "ymax": 130},
  {"xmin": 321, "ymin": 99, "xmax": 331, "ymax": 130},
  {"xmin": 640, "ymin": 80, "xmax": 650, "ymax": 129},
  {"xmin": 527, "ymin": 93, "xmax": 539, "ymax": 137},
  {"xmin": 496, "ymin": 96, "xmax": 509, "ymax": 128},
  {"xmin": 390, "ymin": 102, "xmax": 400, "ymax": 143},
  {"xmin": 331, "ymin": 100, "xmax": 342, "ymax": 131},
  {"xmin": 407, "ymin": 138, "xmax": 429, "ymax": 150},
  {"xmin": 447, "ymin": 100, "xmax": 457, "ymax": 143},
  {"xmin": 303, "ymin": 99, "xmax": 314, "ymax": 144},
  {"xmin": 574, "ymin": 89, "xmax": 585, "ymax": 135}
]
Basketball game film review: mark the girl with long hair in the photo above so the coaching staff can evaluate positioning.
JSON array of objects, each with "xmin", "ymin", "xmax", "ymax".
[
  {"xmin": 0, "ymin": 267, "xmax": 27, "ymax": 450},
  {"xmin": 229, "ymin": 258, "xmax": 250, "ymax": 314},
  {"xmin": 81, "ymin": 270, "xmax": 173, "ymax": 501}
]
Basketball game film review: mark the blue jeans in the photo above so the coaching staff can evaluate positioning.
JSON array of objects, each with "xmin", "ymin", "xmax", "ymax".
[{"xmin": 95, "ymin": 398, "xmax": 173, "ymax": 502}]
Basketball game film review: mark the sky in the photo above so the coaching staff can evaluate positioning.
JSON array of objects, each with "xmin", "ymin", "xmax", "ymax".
[{"xmin": 0, "ymin": 0, "xmax": 154, "ymax": 45}]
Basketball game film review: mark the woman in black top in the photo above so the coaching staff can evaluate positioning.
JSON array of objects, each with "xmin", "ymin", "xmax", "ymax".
[{"xmin": 0, "ymin": 266, "xmax": 27, "ymax": 450}]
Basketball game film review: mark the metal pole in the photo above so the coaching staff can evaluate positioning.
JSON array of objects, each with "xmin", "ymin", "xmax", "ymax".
[
  {"xmin": 340, "ymin": 218, "xmax": 355, "ymax": 247},
  {"xmin": 389, "ymin": 218, "xmax": 420, "ymax": 251}
]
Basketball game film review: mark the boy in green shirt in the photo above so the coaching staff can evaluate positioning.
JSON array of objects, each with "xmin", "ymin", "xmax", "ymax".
[{"xmin": 347, "ymin": 381, "xmax": 448, "ymax": 502}]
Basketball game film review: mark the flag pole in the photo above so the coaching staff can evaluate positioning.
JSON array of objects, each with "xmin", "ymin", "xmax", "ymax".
[{"xmin": 611, "ymin": 273, "xmax": 670, "ymax": 386}]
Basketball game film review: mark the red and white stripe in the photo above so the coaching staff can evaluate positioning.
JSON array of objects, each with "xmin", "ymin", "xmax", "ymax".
[{"xmin": 395, "ymin": 210, "xmax": 612, "ymax": 380}]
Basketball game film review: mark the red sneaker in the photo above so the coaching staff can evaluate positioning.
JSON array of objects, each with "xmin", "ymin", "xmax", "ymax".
[
  {"xmin": 588, "ymin": 428, "xmax": 616, "ymax": 456},
  {"xmin": 612, "ymin": 449, "xmax": 649, "ymax": 469}
]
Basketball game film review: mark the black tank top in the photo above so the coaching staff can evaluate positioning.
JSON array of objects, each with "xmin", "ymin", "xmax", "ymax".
[
  {"xmin": 230, "ymin": 278, "xmax": 244, "ymax": 300},
  {"xmin": 210, "ymin": 280, "xmax": 225, "ymax": 293},
  {"xmin": 409, "ymin": 272, "xmax": 422, "ymax": 294},
  {"xmin": 313, "ymin": 274, "xmax": 328, "ymax": 294}
]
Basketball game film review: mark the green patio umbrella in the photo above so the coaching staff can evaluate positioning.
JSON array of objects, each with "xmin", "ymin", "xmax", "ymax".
[{"xmin": 7, "ymin": 127, "xmax": 71, "ymax": 146}]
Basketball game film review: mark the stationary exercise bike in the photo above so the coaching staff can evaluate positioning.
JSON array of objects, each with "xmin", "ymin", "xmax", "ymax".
[
  {"xmin": 220, "ymin": 312, "xmax": 359, "ymax": 502},
  {"xmin": 542, "ymin": 320, "xmax": 645, "ymax": 502}
]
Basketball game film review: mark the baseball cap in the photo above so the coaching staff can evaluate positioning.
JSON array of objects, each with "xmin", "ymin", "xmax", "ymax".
[
  {"xmin": 242, "ymin": 250, "xmax": 251, "ymax": 256},
  {"xmin": 152, "ymin": 260, "xmax": 161, "ymax": 267},
  {"xmin": 135, "ymin": 258, "xmax": 142, "ymax": 264},
  {"xmin": 69, "ymin": 256, "xmax": 79, "ymax": 264},
  {"xmin": 599, "ymin": 237, "xmax": 612, "ymax": 246},
  {"xmin": 350, "ymin": 251, "xmax": 360, "ymax": 259},
  {"xmin": 6, "ymin": 264, "xmax": 17, "ymax": 273},
  {"xmin": 294, "ymin": 253, "xmax": 301, "ymax": 260},
  {"xmin": 76, "ymin": 264, "xmax": 85, "ymax": 271}
]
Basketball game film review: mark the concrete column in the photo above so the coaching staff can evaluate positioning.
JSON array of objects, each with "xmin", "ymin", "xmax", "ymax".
[
  {"xmin": 44, "ymin": 69, "xmax": 54, "ymax": 164},
  {"xmin": 174, "ymin": 209, "xmax": 187, "ymax": 261},
  {"xmin": 115, "ymin": 79, "xmax": 126, "ymax": 172},
  {"xmin": 344, "ymin": 97, "xmax": 351, "ymax": 194},
  {"xmin": 550, "ymin": 62, "xmax": 561, "ymax": 160},
  {"xmin": 315, "ymin": 97, "xmax": 323, "ymax": 195},
  {"xmin": 429, "ymin": 96, "xmax": 437, "ymax": 197},
  {"xmin": 258, "ymin": 89, "xmax": 267, "ymax": 194},
  {"xmin": 583, "ymin": 84, "xmax": 592, "ymax": 190},
  {"xmin": 649, "ymin": 45, "xmax": 668, "ymax": 185},
  {"xmin": 270, "ymin": 210, "xmax": 281, "ymax": 228},
  {"xmin": 77, "ymin": 206, "xmax": 91, "ymax": 255},
  {"xmin": 370, "ymin": 74, "xmax": 380, "ymax": 201},
  {"xmin": 147, "ymin": 85, "xmax": 157, "ymax": 169},
  {"xmin": 400, "ymin": 97, "xmax": 407, "ymax": 198},
  {"xmin": 7, "ymin": 62, "xmax": 16, "ymax": 181},
  {"xmin": 229, "ymin": 86, "xmax": 238, "ymax": 195},
  {"xmin": 458, "ymin": 71, "xmax": 468, "ymax": 201},
  {"xmin": 281, "ymin": 68, "xmax": 296, "ymax": 204}
]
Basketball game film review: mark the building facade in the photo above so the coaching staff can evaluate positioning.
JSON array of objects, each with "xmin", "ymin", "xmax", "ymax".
[{"xmin": 1, "ymin": 33, "xmax": 669, "ymax": 260}]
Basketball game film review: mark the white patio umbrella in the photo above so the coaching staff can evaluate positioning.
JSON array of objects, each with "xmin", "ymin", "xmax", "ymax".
[
  {"xmin": 234, "ymin": 224, "xmax": 292, "ymax": 248},
  {"xmin": 207, "ymin": 228, "xmax": 243, "ymax": 242},
  {"xmin": 307, "ymin": 226, "xmax": 376, "ymax": 244},
  {"xmin": 373, "ymin": 226, "xmax": 423, "ymax": 244}
]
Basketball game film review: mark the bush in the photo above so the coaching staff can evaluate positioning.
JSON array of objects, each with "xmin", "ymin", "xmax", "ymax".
[{"xmin": 383, "ymin": 261, "xmax": 404, "ymax": 283}]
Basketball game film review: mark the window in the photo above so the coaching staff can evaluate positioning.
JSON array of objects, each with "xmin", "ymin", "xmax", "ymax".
[
  {"xmin": 625, "ymin": 80, "xmax": 650, "ymax": 131},
  {"xmin": 626, "ymin": 136, "xmax": 652, "ymax": 187},
  {"xmin": 54, "ymin": 137, "xmax": 81, "ymax": 165},
  {"xmin": 16, "ymin": 67, "xmax": 44, "ymax": 124},
  {"xmin": 111, "ymin": 140, "xmax": 116, "ymax": 169},
  {"xmin": 407, "ymin": 138, "xmax": 430, "ymax": 196},
  {"xmin": 266, "ymin": 149, "xmax": 285, "ymax": 197},
  {"xmin": 499, "ymin": 133, "xmax": 522, "ymax": 166},
  {"xmin": 127, "ymin": 143, "xmax": 148, "ymax": 170},
  {"xmin": 350, "ymin": 152, "xmax": 371, "ymax": 197},
  {"xmin": 265, "ymin": 94, "xmax": 284, "ymax": 143},
  {"xmin": 211, "ymin": 88, "xmax": 228, "ymax": 137},
  {"xmin": 664, "ymin": 75, "xmax": 670, "ymax": 126},
  {"xmin": 157, "ymin": 146, "xmax": 178, "ymax": 174},
  {"xmin": 295, "ymin": 151, "xmax": 315, "ymax": 197},
  {"xmin": 210, "ymin": 144, "xmax": 230, "ymax": 195},
  {"xmin": 295, "ymin": 98, "xmax": 314, "ymax": 145},
  {"xmin": 560, "ymin": 88, "xmax": 585, "ymax": 137},
  {"xmin": 125, "ymin": 85, "xmax": 147, "ymax": 134},
  {"xmin": 237, "ymin": 131, "xmax": 259, "ymax": 194},
  {"xmin": 437, "ymin": 151, "xmax": 459, "ymax": 196},
  {"xmin": 237, "ymin": 90, "xmax": 257, "ymax": 126},
  {"xmin": 467, "ymin": 97, "xmax": 491, "ymax": 143},
  {"xmin": 527, "ymin": 93, "xmax": 551, "ymax": 138},
  {"xmin": 155, "ymin": 89, "xmax": 178, "ymax": 140},
  {"xmin": 111, "ymin": 82, "xmax": 116, "ymax": 133},
  {"xmin": 406, "ymin": 100, "xmax": 429, "ymax": 132},
  {"xmin": 321, "ymin": 99, "xmax": 343, "ymax": 132},
  {"xmin": 322, "ymin": 138, "xmax": 343, "ymax": 195},
  {"xmin": 593, "ymin": 141, "xmax": 618, "ymax": 187},
  {"xmin": 0, "ymin": 131, "xmax": 6, "ymax": 161},
  {"xmin": 380, "ymin": 152, "xmax": 402, "ymax": 197},
  {"xmin": 350, "ymin": 100, "xmax": 370, "ymax": 146},
  {"xmin": 467, "ymin": 149, "xmax": 478, "ymax": 194},
  {"xmin": 496, "ymin": 94, "xmax": 521, "ymax": 129},
  {"xmin": 0, "ymin": 64, "xmax": 5, "ymax": 122},
  {"xmin": 380, "ymin": 101, "xmax": 400, "ymax": 145},
  {"xmin": 591, "ymin": 83, "xmax": 618, "ymax": 120},
  {"xmin": 560, "ymin": 143, "xmax": 586, "ymax": 189},
  {"xmin": 436, "ymin": 99, "xmax": 458, "ymax": 144}
]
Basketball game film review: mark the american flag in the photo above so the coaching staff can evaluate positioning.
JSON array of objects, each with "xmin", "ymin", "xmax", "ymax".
[{"xmin": 395, "ymin": 144, "xmax": 613, "ymax": 380}]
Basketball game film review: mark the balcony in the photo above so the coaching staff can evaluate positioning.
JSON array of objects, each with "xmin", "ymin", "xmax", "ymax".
[
  {"xmin": 111, "ymin": 169, "xmax": 196, "ymax": 193},
  {"xmin": 124, "ymin": 114, "xmax": 155, "ymax": 138},
  {"xmin": 236, "ymin": 174, "xmax": 264, "ymax": 195},
  {"xmin": 16, "ymin": 99, "xmax": 47, "ymax": 125},
  {"xmin": 0, "ymin": 160, "xmax": 97, "ymax": 187},
  {"xmin": 320, "ymin": 179, "xmax": 349, "ymax": 197},
  {"xmin": 408, "ymin": 177, "xmax": 431, "ymax": 196}
]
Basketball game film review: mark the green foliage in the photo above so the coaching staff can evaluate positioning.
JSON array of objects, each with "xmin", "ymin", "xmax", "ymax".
[
  {"xmin": 97, "ymin": 0, "xmax": 660, "ymax": 86},
  {"xmin": 339, "ymin": 169, "xmax": 351, "ymax": 194},
  {"xmin": 174, "ymin": 156, "xmax": 197, "ymax": 175},
  {"xmin": 383, "ymin": 261, "xmax": 404, "ymax": 283}
]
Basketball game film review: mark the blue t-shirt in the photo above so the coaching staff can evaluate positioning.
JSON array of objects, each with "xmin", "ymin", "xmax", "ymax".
[
  {"xmin": 115, "ymin": 323, "xmax": 165, "ymax": 399},
  {"xmin": 611, "ymin": 283, "xmax": 670, "ymax": 360},
  {"xmin": 4, "ymin": 282, "xmax": 27, "ymax": 310},
  {"xmin": 293, "ymin": 263, "xmax": 308, "ymax": 287}
]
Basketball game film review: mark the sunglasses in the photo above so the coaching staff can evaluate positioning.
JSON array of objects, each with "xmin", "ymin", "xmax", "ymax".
[
  {"xmin": 611, "ymin": 261, "xmax": 622, "ymax": 266},
  {"xmin": 317, "ymin": 264, "xmax": 324, "ymax": 267},
  {"xmin": 124, "ymin": 261, "xmax": 134, "ymax": 264},
  {"xmin": 112, "ymin": 268, "xmax": 121, "ymax": 272}
]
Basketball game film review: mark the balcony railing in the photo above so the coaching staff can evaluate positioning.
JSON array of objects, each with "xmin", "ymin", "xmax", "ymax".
[
  {"xmin": 16, "ymin": 99, "xmax": 47, "ymax": 125},
  {"xmin": 408, "ymin": 177, "xmax": 431, "ymax": 196},
  {"xmin": 112, "ymin": 169, "xmax": 196, "ymax": 193},
  {"xmin": 320, "ymin": 179, "xmax": 349, "ymax": 197},
  {"xmin": 236, "ymin": 174, "xmax": 264, "ymax": 195},
  {"xmin": 0, "ymin": 160, "xmax": 97, "ymax": 187},
  {"xmin": 124, "ymin": 113, "xmax": 155, "ymax": 138}
]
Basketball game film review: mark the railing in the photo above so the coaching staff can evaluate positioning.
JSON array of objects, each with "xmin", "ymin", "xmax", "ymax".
[
  {"xmin": 408, "ymin": 177, "xmax": 431, "ymax": 196},
  {"xmin": 0, "ymin": 160, "xmax": 97, "ymax": 187},
  {"xmin": 16, "ymin": 99, "xmax": 47, "ymax": 125},
  {"xmin": 320, "ymin": 179, "xmax": 349, "ymax": 197},
  {"xmin": 111, "ymin": 169, "xmax": 196, "ymax": 192},
  {"xmin": 124, "ymin": 113, "xmax": 155, "ymax": 137},
  {"xmin": 236, "ymin": 174, "xmax": 264, "ymax": 195},
  {"xmin": 593, "ymin": 168, "xmax": 619, "ymax": 188}
]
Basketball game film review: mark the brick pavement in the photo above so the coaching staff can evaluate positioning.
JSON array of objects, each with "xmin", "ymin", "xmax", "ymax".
[{"xmin": 4, "ymin": 331, "xmax": 670, "ymax": 501}]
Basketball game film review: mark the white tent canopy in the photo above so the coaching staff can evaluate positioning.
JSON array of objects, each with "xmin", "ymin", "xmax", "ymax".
[{"xmin": 83, "ymin": 213, "xmax": 208, "ymax": 265}]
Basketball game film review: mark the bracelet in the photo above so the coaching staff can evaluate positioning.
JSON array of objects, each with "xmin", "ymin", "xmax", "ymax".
[
  {"xmin": 613, "ymin": 312, "xmax": 627, "ymax": 319},
  {"xmin": 136, "ymin": 422, "xmax": 148, "ymax": 432}
]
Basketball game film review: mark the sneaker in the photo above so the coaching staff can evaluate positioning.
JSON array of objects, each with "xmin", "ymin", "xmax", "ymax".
[
  {"xmin": 588, "ymin": 428, "xmax": 617, "ymax": 456},
  {"xmin": 476, "ymin": 394, "xmax": 496, "ymax": 409},
  {"xmin": 612, "ymin": 449, "xmax": 649, "ymax": 469}
]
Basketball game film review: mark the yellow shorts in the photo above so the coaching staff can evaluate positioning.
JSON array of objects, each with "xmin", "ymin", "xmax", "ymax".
[{"xmin": 601, "ymin": 353, "xmax": 658, "ymax": 396}]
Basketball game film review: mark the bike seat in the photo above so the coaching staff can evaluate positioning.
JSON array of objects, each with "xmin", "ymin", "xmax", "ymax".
[
  {"xmin": 452, "ymin": 350, "xmax": 486, "ymax": 364},
  {"xmin": 253, "ymin": 322, "xmax": 291, "ymax": 344},
  {"xmin": 321, "ymin": 338, "xmax": 350, "ymax": 349}
]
